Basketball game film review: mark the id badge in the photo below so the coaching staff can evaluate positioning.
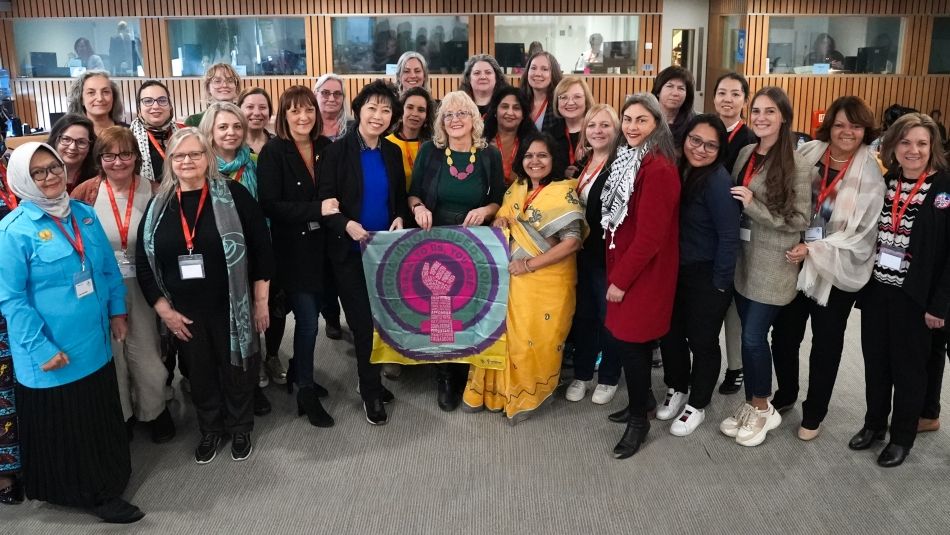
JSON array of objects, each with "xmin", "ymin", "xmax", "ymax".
[
  {"xmin": 739, "ymin": 215, "xmax": 751, "ymax": 242},
  {"xmin": 307, "ymin": 221, "xmax": 321, "ymax": 231},
  {"xmin": 879, "ymin": 246, "xmax": 905, "ymax": 270},
  {"xmin": 178, "ymin": 254, "xmax": 206, "ymax": 280},
  {"xmin": 115, "ymin": 250, "xmax": 136, "ymax": 279},
  {"xmin": 73, "ymin": 270, "xmax": 95, "ymax": 298},
  {"xmin": 804, "ymin": 226, "xmax": 824, "ymax": 243}
]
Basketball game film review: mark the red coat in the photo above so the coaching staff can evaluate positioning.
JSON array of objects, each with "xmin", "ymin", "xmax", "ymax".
[{"xmin": 604, "ymin": 153, "xmax": 680, "ymax": 343}]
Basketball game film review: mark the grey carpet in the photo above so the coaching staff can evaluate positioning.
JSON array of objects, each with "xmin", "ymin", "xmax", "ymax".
[{"xmin": 4, "ymin": 309, "xmax": 950, "ymax": 534}]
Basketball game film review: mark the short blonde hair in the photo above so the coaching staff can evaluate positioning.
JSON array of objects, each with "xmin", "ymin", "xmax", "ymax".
[
  {"xmin": 203, "ymin": 63, "xmax": 241, "ymax": 103},
  {"xmin": 159, "ymin": 127, "xmax": 221, "ymax": 195},
  {"xmin": 553, "ymin": 77, "xmax": 594, "ymax": 120},
  {"xmin": 432, "ymin": 91, "xmax": 487, "ymax": 150},
  {"xmin": 198, "ymin": 101, "xmax": 249, "ymax": 154}
]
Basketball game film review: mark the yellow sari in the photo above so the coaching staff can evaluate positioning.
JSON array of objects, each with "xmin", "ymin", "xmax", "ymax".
[{"xmin": 463, "ymin": 178, "xmax": 587, "ymax": 422}]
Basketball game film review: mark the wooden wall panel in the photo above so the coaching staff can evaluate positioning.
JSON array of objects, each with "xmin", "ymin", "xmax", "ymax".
[{"xmin": 0, "ymin": 18, "xmax": 16, "ymax": 78}]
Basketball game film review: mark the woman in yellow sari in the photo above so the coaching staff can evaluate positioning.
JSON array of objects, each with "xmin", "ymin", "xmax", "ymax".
[{"xmin": 463, "ymin": 132, "xmax": 587, "ymax": 423}]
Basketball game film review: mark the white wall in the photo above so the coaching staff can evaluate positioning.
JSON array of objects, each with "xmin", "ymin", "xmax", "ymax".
[{"xmin": 660, "ymin": 0, "xmax": 709, "ymax": 112}]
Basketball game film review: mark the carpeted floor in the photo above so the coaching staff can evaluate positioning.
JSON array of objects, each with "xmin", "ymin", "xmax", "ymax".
[{"xmin": 4, "ymin": 310, "xmax": 949, "ymax": 534}]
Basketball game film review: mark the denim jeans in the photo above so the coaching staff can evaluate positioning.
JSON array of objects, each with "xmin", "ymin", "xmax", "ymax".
[
  {"xmin": 572, "ymin": 254, "xmax": 621, "ymax": 385},
  {"xmin": 287, "ymin": 291, "xmax": 323, "ymax": 389},
  {"xmin": 734, "ymin": 292, "xmax": 782, "ymax": 401}
]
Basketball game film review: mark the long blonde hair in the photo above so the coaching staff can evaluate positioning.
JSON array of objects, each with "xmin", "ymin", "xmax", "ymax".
[{"xmin": 432, "ymin": 91, "xmax": 487, "ymax": 150}]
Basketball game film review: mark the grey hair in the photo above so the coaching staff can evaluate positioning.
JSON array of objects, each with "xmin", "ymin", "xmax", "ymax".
[
  {"xmin": 198, "ymin": 101, "xmax": 249, "ymax": 155},
  {"xmin": 314, "ymin": 73, "xmax": 351, "ymax": 137},
  {"xmin": 158, "ymin": 127, "xmax": 223, "ymax": 196},
  {"xmin": 67, "ymin": 70, "xmax": 125, "ymax": 125},
  {"xmin": 619, "ymin": 92, "xmax": 677, "ymax": 162},
  {"xmin": 395, "ymin": 51, "xmax": 430, "ymax": 93}
]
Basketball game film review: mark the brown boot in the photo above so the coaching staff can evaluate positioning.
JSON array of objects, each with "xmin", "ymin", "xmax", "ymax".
[{"xmin": 918, "ymin": 417, "xmax": 940, "ymax": 433}]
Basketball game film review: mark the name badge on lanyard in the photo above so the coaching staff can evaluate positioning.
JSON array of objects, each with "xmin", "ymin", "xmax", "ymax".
[
  {"xmin": 177, "ymin": 183, "xmax": 209, "ymax": 280},
  {"xmin": 115, "ymin": 250, "xmax": 136, "ymax": 279},
  {"xmin": 53, "ymin": 215, "xmax": 95, "ymax": 298},
  {"xmin": 73, "ymin": 270, "xmax": 95, "ymax": 298},
  {"xmin": 178, "ymin": 254, "xmax": 206, "ymax": 280},
  {"xmin": 879, "ymin": 245, "xmax": 905, "ymax": 270},
  {"xmin": 805, "ymin": 226, "xmax": 824, "ymax": 242}
]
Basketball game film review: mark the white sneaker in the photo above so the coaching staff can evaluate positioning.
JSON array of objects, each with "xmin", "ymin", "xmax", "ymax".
[
  {"xmin": 736, "ymin": 404, "xmax": 782, "ymax": 447},
  {"xmin": 565, "ymin": 379, "xmax": 589, "ymax": 402},
  {"xmin": 591, "ymin": 384, "xmax": 618, "ymax": 405},
  {"xmin": 656, "ymin": 388, "xmax": 688, "ymax": 420},
  {"xmin": 258, "ymin": 363, "xmax": 269, "ymax": 388},
  {"xmin": 720, "ymin": 402, "xmax": 755, "ymax": 438},
  {"xmin": 670, "ymin": 404, "xmax": 705, "ymax": 436}
]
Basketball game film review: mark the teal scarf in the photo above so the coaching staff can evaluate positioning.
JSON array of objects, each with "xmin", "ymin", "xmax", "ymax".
[{"xmin": 218, "ymin": 145, "xmax": 258, "ymax": 200}]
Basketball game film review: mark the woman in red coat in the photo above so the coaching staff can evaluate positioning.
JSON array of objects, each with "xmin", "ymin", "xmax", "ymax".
[{"xmin": 601, "ymin": 93, "xmax": 681, "ymax": 459}]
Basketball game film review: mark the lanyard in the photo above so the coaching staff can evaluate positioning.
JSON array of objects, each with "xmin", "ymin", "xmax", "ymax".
[
  {"xmin": 146, "ymin": 131, "xmax": 167, "ymax": 159},
  {"xmin": 523, "ymin": 184, "xmax": 546, "ymax": 213},
  {"xmin": 404, "ymin": 141, "xmax": 418, "ymax": 172},
  {"xmin": 296, "ymin": 142, "xmax": 314, "ymax": 184},
  {"xmin": 815, "ymin": 149, "xmax": 853, "ymax": 214},
  {"xmin": 177, "ymin": 182, "xmax": 209, "ymax": 254},
  {"xmin": 727, "ymin": 121, "xmax": 744, "ymax": 143},
  {"xmin": 532, "ymin": 97, "xmax": 548, "ymax": 123},
  {"xmin": 232, "ymin": 165, "xmax": 246, "ymax": 184},
  {"xmin": 890, "ymin": 170, "xmax": 930, "ymax": 232},
  {"xmin": 0, "ymin": 162, "xmax": 17, "ymax": 210},
  {"xmin": 576, "ymin": 157, "xmax": 606, "ymax": 195},
  {"xmin": 52, "ymin": 214, "xmax": 85, "ymax": 267},
  {"xmin": 742, "ymin": 152, "xmax": 761, "ymax": 188},
  {"xmin": 496, "ymin": 135, "xmax": 519, "ymax": 181},
  {"xmin": 104, "ymin": 178, "xmax": 136, "ymax": 251},
  {"xmin": 564, "ymin": 125, "xmax": 576, "ymax": 166}
]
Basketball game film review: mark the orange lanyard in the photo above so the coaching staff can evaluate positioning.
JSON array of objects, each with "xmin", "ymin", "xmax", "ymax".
[
  {"xmin": 177, "ymin": 182, "xmax": 209, "ymax": 253},
  {"xmin": 891, "ymin": 170, "xmax": 930, "ymax": 232},
  {"xmin": 0, "ymin": 162, "xmax": 17, "ymax": 210},
  {"xmin": 232, "ymin": 165, "xmax": 246, "ymax": 184},
  {"xmin": 742, "ymin": 152, "xmax": 761, "ymax": 188},
  {"xmin": 523, "ymin": 184, "xmax": 546, "ymax": 213},
  {"xmin": 404, "ymin": 140, "xmax": 418, "ymax": 172},
  {"xmin": 52, "ymin": 215, "xmax": 85, "ymax": 265},
  {"xmin": 727, "ymin": 121, "xmax": 744, "ymax": 143},
  {"xmin": 104, "ymin": 178, "xmax": 136, "ymax": 251},
  {"xmin": 532, "ymin": 97, "xmax": 548, "ymax": 123},
  {"xmin": 146, "ymin": 131, "xmax": 167, "ymax": 159},
  {"xmin": 815, "ymin": 149, "xmax": 853, "ymax": 214},
  {"xmin": 496, "ymin": 135, "xmax": 519, "ymax": 182},
  {"xmin": 576, "ymin": 157, "xmax": 606, "ymax": 195},
  {"xmin": 564, "ymin": 125, "xmax": 576, "ymax": 166}
]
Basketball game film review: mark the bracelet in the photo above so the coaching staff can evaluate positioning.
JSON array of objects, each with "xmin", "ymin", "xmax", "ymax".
[
  {"xmin": 412, "ymin": 202, "xmax": 425, "ymax": 213},
  {"xmin": 523, "ymin": 258, "xmax": 534, "ymax": 273}
]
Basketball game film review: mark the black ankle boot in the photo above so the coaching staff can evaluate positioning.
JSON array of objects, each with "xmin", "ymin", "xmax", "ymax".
[
  {"xmin": 297, "ymin": 386, "xmax": 334, "ymax": 428},
  {"xmin": 613, "ymin": 416, "xmax": 650, "ymax": 459}
]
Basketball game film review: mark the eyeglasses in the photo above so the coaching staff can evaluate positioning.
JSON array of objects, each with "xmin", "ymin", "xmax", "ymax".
[
  {"xmin": 140, "ymin": 97, "xmax": 170, "ymax": 108},
  {"xmin": 442, "ymin": 110, "xmax": 473, "ymax": 123},
  {"xmin": 318, "ymin": 90, "xmax": 344, "ymax": 100},
  {"xmin": 29, "ymin": 163, "xmax": 65, "ymax": 182},
  {"xmin": 210, "ymin": 77, "xmax": 237, "ymax": 87},
  {"xmin": 557, "ymin": 94, "xmax": 585, "ymax": 104},
  {"xmin": 170, "ymin": 151, "xmax": 206, "ymax": 162},
  {"xmin": 101, "ymin": 151, "xmax": 136, "ymax": 162},
  {"xmin": 57, "ymin": 135, "xmax": 90, "ymax": 150},
  {"xmin": 686, "ymin": 134, "xmax": 720, "ymax": 154}
]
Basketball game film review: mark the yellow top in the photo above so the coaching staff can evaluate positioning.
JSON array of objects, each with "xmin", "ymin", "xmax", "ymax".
[{"xmin": 385, "ymin": 133, "xmax": 422, "ymax": 191}]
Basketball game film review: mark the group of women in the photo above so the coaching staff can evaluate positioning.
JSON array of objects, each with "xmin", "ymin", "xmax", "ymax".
[{"xmin": 0, "ymin": 52, "xmax": 947, "ymax": 523}]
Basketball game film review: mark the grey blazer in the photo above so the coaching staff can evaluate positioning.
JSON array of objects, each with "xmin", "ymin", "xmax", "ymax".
[{"xmin": 732, "ymin": 145, "xmax": 812, "ymax": 306}]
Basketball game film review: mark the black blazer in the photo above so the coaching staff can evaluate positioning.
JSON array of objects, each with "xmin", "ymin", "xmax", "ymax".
[
  {"xmin": 317, "ymin": 130, "xmax": 410, "ymax": 262},
  {"xmin": 900, "ymin": 170, "xmax": 950, "ymax": 318},
  {"xmin": 257, "ymin": 135, "xmax": 332, "ymax": 293}
]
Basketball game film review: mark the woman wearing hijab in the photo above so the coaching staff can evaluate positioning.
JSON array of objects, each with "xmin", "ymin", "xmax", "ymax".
[{"xmin": 0, "ymin": 142, "xmax": 143, "ymax": 523}]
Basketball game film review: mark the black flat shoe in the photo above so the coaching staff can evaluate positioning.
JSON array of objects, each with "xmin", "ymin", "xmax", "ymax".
[
  {"xmin": 608, "ymin": 407, "xmax": 629, "ymax": 423},
  {"xmin": 848, "ymin": 427, "xmax": 886, "ymax": 450},
  {"xmin": 149, "ymin": 407, "xmax": 176, "ymax": 444},
  {"xmin": 877, "ymin": 443, "xmax": 910, "ymax": 467},
  {"xmin": 437, "ymin": 378, "xmax": 460, "ymax": 412},
  {"xmin": 0, "ymin": 478, "xmax": 24, "ymax": 505},
  {"xmin": 325, "ymin": 317, "xmax": 343, "ymax": 340},
  {"xmin": 89, "ymin": 497, "xmax": 145, "ymax": 524},
  {"xmin": 771, "ymin": 394, "xmax": 797, "ymax": 415},
  {"xmin": 719, "ymin": 368, "xmax": 743, "ymax": 395},
  {"xmin": 297, "ymin": 386, "xmax": 334, "ymax": 427},
  {"xmin": 613, "ymin": 417, "xmax": 650, "ymax": 459}
]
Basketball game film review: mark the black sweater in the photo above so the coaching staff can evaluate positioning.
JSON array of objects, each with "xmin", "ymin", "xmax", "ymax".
[
  {"xmin": 678, "ymin": 164, "xmax": 741, "ymax": 290},
  {"xmin": 136, "ymin": 179, "xmax": 274, "ymax": 313},
  {"xmin": 894, "ymin": 170, "xmax": 950, "ymax": 318}
]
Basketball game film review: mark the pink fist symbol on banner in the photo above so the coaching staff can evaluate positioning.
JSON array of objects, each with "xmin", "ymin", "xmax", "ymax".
[{"xmin": 421, "ymin": 261, "xmax": 457, "ymax": 343}]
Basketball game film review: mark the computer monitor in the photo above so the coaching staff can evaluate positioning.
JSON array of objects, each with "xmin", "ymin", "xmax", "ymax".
[
  {"xmin": 495, "ymin": 42, "xmax": 526, "ymax": 69},
  {"xmin": 856, "ymin": 46, "xmax": 887, "ymax": 73},
  {"xmin": 766, "ymin": 43, "xmax": 794, "ymax": 72},
  {"xmin": 30, "ymin": 52, "xmax": 59, "ymax": 77},
  {"xmin": 603, "ymin": 41, "xmax": 636, "ymax": 69}
]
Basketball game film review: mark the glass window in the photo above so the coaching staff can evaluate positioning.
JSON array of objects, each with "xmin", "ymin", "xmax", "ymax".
[
  {"xmin": 494, "ymin": 15, "xmax": 640, "ymax": 75},
  {"xmin": 168, "ymin": 18, "xmax": 306, "ymax": 76},
  {"xmin": 930, "ymin": 17, "xmax": 950, "ymax": 74},
  {"xmin": 720, "ymin": 15, "xmax": 742, "ymax": 71},
  {"xmin": 766, "ymin": 16, "xmax": 902, "ymax": 74},
  {"xmin": 332, "ymin": 16, "xmax": 469, "ymax": 75},
  {"xmin": 13, "ymin": 18, "xmax": 143, "ymax": 77}
]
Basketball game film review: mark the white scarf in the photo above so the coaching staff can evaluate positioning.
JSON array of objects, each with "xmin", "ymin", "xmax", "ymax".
[
  {"xmin": 7, "ymin": 142, "xmax": 71, "ymax": 219},
  {"xmin": 131, "ymin": 117, "xmax": 178, "ymax": 183},
  {"xmin": 600, "ymin": 143, "xmax": 649, "ymax": 248}
]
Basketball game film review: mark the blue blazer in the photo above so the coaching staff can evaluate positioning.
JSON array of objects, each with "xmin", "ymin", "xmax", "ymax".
[{"xmin": 0, "ymin": 200, "xmax": 126, "ymax": 388}]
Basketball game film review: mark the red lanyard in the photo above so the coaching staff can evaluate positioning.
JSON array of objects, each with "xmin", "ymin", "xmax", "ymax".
[
  {"xmin": 523, "ymin": 184, "xmax": 546, "ymax": 213},
  {"xmin": 815, "ymin": 149, "xmax": 853, "ymax": 214},
  {"xmin": 532, "ymin": 97, "xmax": 548, "ymax": 123},
  {"xmin": 576, "ymin": 157, "xmax": 606, "ymax": 195},
  {"xmin": 891, "ymin": 170, "xmax": 930, "ymax": 232},
  {"xmin": 404, "ymin": 141, "xmax": 418, "ymax": 172},
  {"xmin": 728, "ymin": 121, "xmax": 744, "ymax": 143},
  {"xmin": 104, "ymin": 178, "xmax": 136, "ymax": 251},
  {"xmin": 146, "ymin": 131, "xmax": 167, "ymax": 159},
  {"xmin": 296, "ymin": 142, "xmax": 314, "ymax": 184},
  {"xmin": 742, "ymin": 152, "xmax": 761, "ymax": 187},
  {"xmin": 177, "ymin": 182, "xmax": 209, "ymax": 253},
  {"xmin": 564, "ymin": 125, "xmax": 576, "ymax": 166},
  {"xmin": 0, "ymin": 162, "xmax": 17, "ymax": 210},
  {"xmin": 52, "ymin": 214, "xmax": 85, "ymax": 265},
  {"xmin": 232, "ymin": 165, "xmax": 246, "ymax": 184},
  {"xmin": 496, "ymin": 135, "xmax": 519, "ymax": 182}
]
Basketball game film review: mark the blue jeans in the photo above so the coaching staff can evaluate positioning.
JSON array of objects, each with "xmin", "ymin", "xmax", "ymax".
[
  {"xmin": 287, "ymin": 291, "xmax": 323, "ymax": 389},
  {"xmin": 734, "ymin": 292, "xmax": 782, "ymax": 400}
]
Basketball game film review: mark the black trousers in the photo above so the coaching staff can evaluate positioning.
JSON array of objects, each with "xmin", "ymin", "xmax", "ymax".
[
  {"xmin": 264, "ymin": 287, "xmax": 288, "ymax": 357},
  {"xmin": 321, "ymin": 256, "xmax": 341, "ymax": 322},
  {"xmin": 660, "ymin": 262, "xmax": 733, "ymax": 409},
  {"xmin": 771, "ymin": 287, "xmax": 857, "ymax": 428},
  {"xmin": 572, "ymin": 254, "xmax": 621, "ymax": 384},
  {"xmin": 922, "ymin": 331, "xmax": 948, "ymax": 419},
  {"xmin": 178, "ymin": 307, "xmax": 258, "ymax": 435},
  {"xmin": 331, "ymin": 250, "xmax": 383, "ymax": 402},
  {"xmin": 860, "ymin": 280, "xmax": 931, "ymax": 448},
  {"xmin": 606, "ymin": 331, "xmax": 652, "ymax": 418}
]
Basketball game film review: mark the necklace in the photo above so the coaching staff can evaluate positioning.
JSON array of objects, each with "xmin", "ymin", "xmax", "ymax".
[
  {"xmin": 829, "ymin": 152, "xmax": 851, "ymax": 164},
  {"xmin": 446, "ymin": 146, "xmax": 477, "ymax": 180}
]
